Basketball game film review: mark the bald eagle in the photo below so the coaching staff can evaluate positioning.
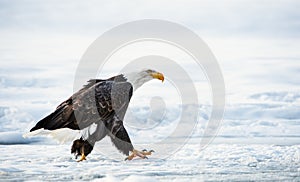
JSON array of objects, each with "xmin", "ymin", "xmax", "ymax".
[{"xmin": 28, "ymin": 69, "xmax": 164, "ymax": 161}]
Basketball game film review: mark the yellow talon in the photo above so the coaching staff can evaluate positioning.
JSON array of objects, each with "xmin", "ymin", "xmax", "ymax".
[
  {"xmin": 125, "ymin": 149, "xmax": 154, "ymax": 160},
  {"xmin": 77, "ymin": 153, "xmax": 86, "ymax": 162},
  {"xmin": 125, "ymin": 154, "xmax": 135, "ymax": 161},
  {"xmin": 141, "ymin": 149, "xmax": 154, "ymax": 155}
]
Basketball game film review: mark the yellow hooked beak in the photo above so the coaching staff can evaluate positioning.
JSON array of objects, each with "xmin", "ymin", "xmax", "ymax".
[{"xmin": 150, "ymin": 72, "xmax": 164, "ymax": 82}]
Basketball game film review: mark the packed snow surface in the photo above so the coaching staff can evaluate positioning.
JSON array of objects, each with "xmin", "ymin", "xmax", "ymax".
[{"xmin": 0, "ymin": 143, "xmax": 299, "ymax": 181}]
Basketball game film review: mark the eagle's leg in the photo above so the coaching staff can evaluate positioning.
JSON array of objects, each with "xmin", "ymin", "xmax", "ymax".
[
  {"xmin": 71, "ymin": 138, "xmax": 94, "ymax": 162},
  {"xmin": 125, "ymin": 149, "xmax": 154, "ymax": 160}
]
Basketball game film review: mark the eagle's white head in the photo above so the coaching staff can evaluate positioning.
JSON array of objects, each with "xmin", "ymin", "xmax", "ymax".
[{"xmin": 123, "ymin": 69, "xmax": 164, "ymax": 91}]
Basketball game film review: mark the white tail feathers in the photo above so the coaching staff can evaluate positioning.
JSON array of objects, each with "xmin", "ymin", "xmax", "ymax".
[{"xmin": 23, "ymin": 128, "xmax": 81, "ymax": 144}]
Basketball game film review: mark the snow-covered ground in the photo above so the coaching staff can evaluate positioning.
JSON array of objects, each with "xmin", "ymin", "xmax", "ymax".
[
  {"xmin": 1, "ymin": 99, "xmax": 300, "ymax": 181},
  {"xmin": 1, "ymin": 143, "xmax": 299, "ymax": 181},
  {"xmin": 2, "ymin": 101, "xmax": 300, "ymax": 182}
]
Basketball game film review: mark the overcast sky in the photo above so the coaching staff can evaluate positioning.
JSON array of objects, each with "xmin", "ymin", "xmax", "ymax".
[{"xmin": 0, "ymin": 0, "xmax": 299, "ymax": 37}]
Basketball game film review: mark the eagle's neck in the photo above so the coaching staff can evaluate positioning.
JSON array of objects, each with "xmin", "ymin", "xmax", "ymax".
[{"xmin": 123, "ymin": 72, "xmax": 153, "ymax": 91}]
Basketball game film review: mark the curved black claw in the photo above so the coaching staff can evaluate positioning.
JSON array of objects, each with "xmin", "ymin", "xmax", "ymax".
[
  {"xmin": 144, "ymin": 156, "xmax": 148, "ymax": 159},
  {"xmin": 125, "ymin": 157, "xmax": 128, "ymax": 161},
  {"xmin": 142, "ymin": 149, "xmax": 155, "ymax": 153}
]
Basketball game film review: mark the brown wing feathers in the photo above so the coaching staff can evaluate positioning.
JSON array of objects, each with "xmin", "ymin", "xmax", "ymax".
[
  {"xmin": 30, "ymin": 100, "xmax": 78, "ymax": 132},
  {"xmin": 30, "ymin": 76, "xmax": 135, "ymax": 156}
]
